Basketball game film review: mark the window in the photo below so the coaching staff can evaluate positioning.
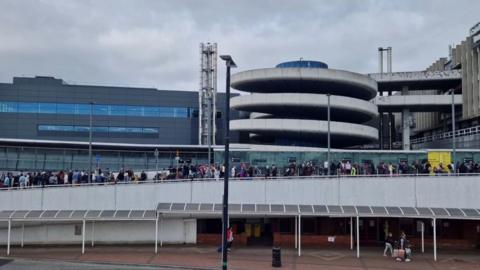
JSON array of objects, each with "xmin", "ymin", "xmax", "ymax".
[
  {"xmin": 0, "ymin": 101, "xmax": 196, "ymax": 119},
  {"xmin": 126, "ymin": 106, "xmax": 143, "ymax": 116},
  {"xmin": 75, "ymin": 104, "xmax": 90, "ymax": 115},
  {"xmin": 93, "ymin": 105, "xmax": 109, "ymax": 115},
  {"xmin": 38, "ymin": 103, "xmax": 56, "ymax": 114},
  {"xmin": 0, "ymin": 102, "xmax": 17, "ymax": 112},
  {"xmin": 56, "ymin": 103, "xmax": 75, "ymax": 114},
  {"xmin": 18, "ymin": 102, "xmax": 38, "ymax": 113},
  {"xmin": 39, "ymin": 125, "xmax": 159, "ymax": 135}
]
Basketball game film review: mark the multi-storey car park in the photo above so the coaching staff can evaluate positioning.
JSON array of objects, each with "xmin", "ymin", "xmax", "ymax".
[{"xmin": 230, "ymin": 60, "xmax": 379, "ymax": 147}]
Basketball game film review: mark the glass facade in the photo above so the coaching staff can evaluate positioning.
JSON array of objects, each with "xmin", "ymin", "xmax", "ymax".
[
  {"xmin": 38, "ymin": 125, "xmax": 159, "ymax": 134},
  {"xmin": 0, "ymin": 146, "xmax": 208, "ymax": 172},
  {"xmin": 0, "ymin": 101, "xmax": 195, "ymax": 118}
]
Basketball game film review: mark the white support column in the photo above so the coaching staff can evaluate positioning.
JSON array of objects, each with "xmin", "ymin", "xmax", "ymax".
[
  {"xmin": 294, "ymin": 216, "xmax": 298, "ymax": 249},
  {"xmin": 350, "ymin": 217, "xmax": 353, "ymax": 250},
  {"xmin": 21, "ymin": 223, "xmax": 25, "ymax": 248},
  {"xmin": 402, "ymin": 85, "xmax": 410, "ymax": 150},
  {"xmin": 160, "ymin": 217, "xmax": 163, "ymax": 247},
  {"xmin": 433, "ymin": 218, "xmax": 437, "ymax": 261},
  {"xmin": 91, "ymin": 221, "xmax": 95, "ymax": 247},
  {"xmin": 7, "ymin": 219, "xmax": 11, "ymax": 256},
  {"xmin": 155, "ymin": 215, "xmax": 159, "ymax": 254},
  {"xmin": 82, "ymin": 219, "xmax": 86, "ymax": 254},
  {"xmin": 421, "ymin": 221, "xmax": 425, "ymax": 253},
  {"xmin": 298, "ymin": 215, "xmax": 302, "ymax": 257},
  {"xmin": 356, "ymin": 216, "xmax": 360, "ymax": 258}
]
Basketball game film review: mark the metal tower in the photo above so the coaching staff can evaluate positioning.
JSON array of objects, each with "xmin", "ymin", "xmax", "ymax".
[{"xmin": 199, "ymin": 43, "xmax": 217, "ymax": 162}]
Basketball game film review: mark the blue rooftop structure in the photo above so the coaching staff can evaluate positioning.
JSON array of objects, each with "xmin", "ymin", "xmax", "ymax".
[{"xmin": 276, "ymin": 60, "xmax": 328, "ymax": 69}]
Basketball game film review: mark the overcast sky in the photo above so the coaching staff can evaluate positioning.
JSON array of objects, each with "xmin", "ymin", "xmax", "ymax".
[{"xmin": 0, "ymin": 0, "xmax": 478, "ymax": 92}]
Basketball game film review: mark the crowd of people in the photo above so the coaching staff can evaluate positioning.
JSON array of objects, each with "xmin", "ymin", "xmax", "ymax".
[{"xmin": 1, "ymin": 159, "xmax": 480, "ymax": 189}]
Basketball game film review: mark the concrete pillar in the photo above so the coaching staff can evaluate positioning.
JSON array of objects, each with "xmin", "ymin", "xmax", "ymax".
[
  {"xmin": 82, "ymin": 219, "xmax": 86, "ymax": 254},
  {"xmin": 402, "ymin": 86, "xmax": 410, "ymax": 150},
  {"xmin": 298, "ymin": 215, "xmax": 302, "ymax": 257},
  {"xmin": 7, "ymin": 219, "xmax": 11, "ymax": 256},
  {"xmin": 461, "ymin": 40, "xmax": 469, "ymax": 118},
  {"xmin": 421, "ymin": 221, "xmax": 425, "ymax": 253},
  {"xmin": 155, "ymin": 215, "xmax": 158, "ymax": 254},
  {"xmin": 466, "ymin": 38, "xmax": 474, "ymax": 117},
  {"xmin": 21, "ymin": 223, "xmax": 24, "ymax": 248},
  {"xmin": 294, "ymin": 216, "xmax": 298, "ymax": 249},
  {"xmin": 350, "ymin": 217, "xmax": 353, "ymax": 250},
  {"xmin": 388, "ymin": 90, "xmax": 393, "ymax": 149},
  {"xmin": 91, "ymin": 221, "xmax": 95, "ymax": 247},
  {"xmin": 472, "ymin": 46, "xmax": 479, "ymax": 116},
  {"xmin": 160, "ymin": 218, "xmax": 163, "ymax": 247},
  {"xmin": 433, "ymin": 218, "xmax": 437, "ymax": 261},
  {"xmin": 356, "ymin": 216, "xmax": 360, "ymax": 258}
]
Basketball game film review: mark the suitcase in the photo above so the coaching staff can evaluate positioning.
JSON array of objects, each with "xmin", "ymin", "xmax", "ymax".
[{"xmin": 393, "ymin": 249, "xmax": 405, "ymax": 258}]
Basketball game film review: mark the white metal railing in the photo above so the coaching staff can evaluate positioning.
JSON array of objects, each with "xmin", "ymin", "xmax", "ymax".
[
  {"xmin": 1, "ymin": 172, "xmax": 479, "ymax": 192},
  {"xmin": 411, "ymin": 125, "xmax": 480, "ymax": 145}
]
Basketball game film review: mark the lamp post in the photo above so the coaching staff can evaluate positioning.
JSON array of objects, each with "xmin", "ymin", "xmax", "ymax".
[
  {"xmin": 88, "ymin": 102, "xmax": 94, "ymax": 183},
  {"xmin": 219, "ymin": 54, "xmax": 236, "ymax": 270},
  {"xmin": 327, "ymin": 93, "xmax": 331, "ymax": 175}
]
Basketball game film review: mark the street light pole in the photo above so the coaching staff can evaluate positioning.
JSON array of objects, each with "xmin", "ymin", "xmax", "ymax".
[
  {"xmin": 451, "ymin": 89, "xmax": 456, "ymax": 172},
  {"xmin": 88, "ymin": 102, "xmax": 94, "ymax": 183},
  {"xmin": 219, "ymin": 55, "xmax": 236, "ymax": 270},
  {"xmin": 327, "ymin": 93, "xmax": 331, "ymax": 175}
]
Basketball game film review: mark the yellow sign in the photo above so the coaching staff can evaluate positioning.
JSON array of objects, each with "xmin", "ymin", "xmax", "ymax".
[{"xmin": 427, "ymin": 151, "xmax": 451, "ymax": 173}]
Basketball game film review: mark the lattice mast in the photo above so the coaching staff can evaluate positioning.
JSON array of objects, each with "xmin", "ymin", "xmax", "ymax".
[{"xmin": 199, "ymin": 43, "xmax": 218, "ymax": 149}]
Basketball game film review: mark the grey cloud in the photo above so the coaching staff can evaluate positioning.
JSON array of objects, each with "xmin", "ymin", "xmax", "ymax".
[{"xmin": 0, "ymin": 0, "xmax": 478, "ymax": 92}]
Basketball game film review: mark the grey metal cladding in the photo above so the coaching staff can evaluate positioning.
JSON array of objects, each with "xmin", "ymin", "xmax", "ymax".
[{"xmin": 0, "ymin": 77, "xmax": 240, "ymax": 145}]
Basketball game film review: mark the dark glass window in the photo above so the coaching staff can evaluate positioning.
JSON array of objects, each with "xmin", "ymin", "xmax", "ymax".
[
  {"xmin": 56, "ymin": 103, "xmax": 75, "ymax": 114},
  {"xmin": 93, "ymin": 105, "xmax": 109, "ymax": 115},
  {"xmin": 38, "ymin": 103, "xmax": 56, "ymax": 114},
  {"xmin": 18, "ymin": 102, "xmax": 38, "ymax": 113},
  {"xmin": 38, "ymin": 124, "xmax": 158, "ymax": 134},
  {"xmin": 1, "ymin": 101, "xmax": 195, "ymax": 119}
]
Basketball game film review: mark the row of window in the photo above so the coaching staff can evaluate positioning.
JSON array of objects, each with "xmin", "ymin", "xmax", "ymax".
[
  {"xmin": 38, "ymin": 125, "xmax": 159, "ymax": 134},
  {"xmin": 0, "ymin": 101, "xmax": 196, "ymax": 118}
]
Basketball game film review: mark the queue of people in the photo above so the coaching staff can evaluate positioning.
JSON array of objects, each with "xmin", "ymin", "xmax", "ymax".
[{"xmin": 1, "ymin": 159, "xmax": 480, "ymax": 189}]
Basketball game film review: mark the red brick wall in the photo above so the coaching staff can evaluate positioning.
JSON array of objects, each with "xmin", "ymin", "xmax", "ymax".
[
  {"xmin": 273, "ymin": 233, "xmax": 351, "ymax": 248},
  {"xmin": 197, "ymin": 233, "xmax": 248, "ymax": 246}
]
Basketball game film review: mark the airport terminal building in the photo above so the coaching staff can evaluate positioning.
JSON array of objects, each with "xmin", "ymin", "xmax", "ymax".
[{"xmin": 0, "ymin": 76, "xmax": 239, "ymax": 171}]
